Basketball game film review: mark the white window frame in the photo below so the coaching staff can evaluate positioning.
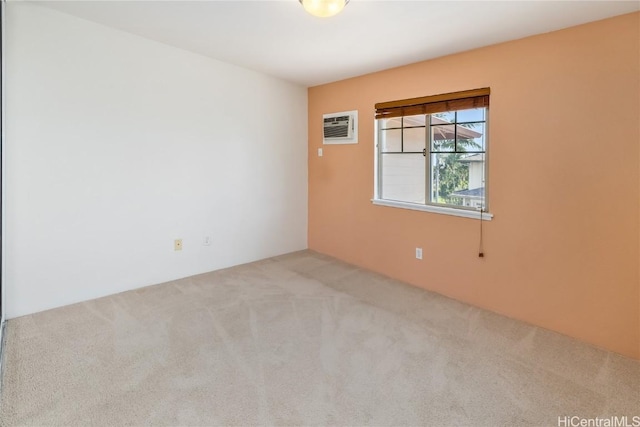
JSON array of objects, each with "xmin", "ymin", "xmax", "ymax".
[{"xmin": 372, "ymin": 106, "xmax": 493, "ymax": 221}]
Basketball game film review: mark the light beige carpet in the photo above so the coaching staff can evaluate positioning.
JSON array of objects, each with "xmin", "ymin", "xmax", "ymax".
[{"xmin": 0, "ymin": 250, "xmax": 638, "ymax": 426}]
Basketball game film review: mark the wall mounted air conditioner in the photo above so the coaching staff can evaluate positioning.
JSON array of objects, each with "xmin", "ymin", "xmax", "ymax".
[{"xmin": 323, "ymin": 110, "xmax": 358, "ymax": 144}]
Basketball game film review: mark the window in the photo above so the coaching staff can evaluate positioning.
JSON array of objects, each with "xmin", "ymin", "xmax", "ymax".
[{"xmin": 374, "ymin": 88, "xmax": 490, "ymax": 217}]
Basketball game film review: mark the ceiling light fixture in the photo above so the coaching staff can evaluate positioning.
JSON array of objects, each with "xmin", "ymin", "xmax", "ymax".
[{"xmin": 299, "ymin": 0, "xmax": 349, "ymax": 18}]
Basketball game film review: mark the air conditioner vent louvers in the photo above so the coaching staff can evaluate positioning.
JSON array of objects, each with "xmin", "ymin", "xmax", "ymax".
[
  {"xmin": 323, "ymin": 110, "xmax": 358, "ymax": 144},
  {"xmin": 324, "ymin": 116, "xmax": 350, "ymax": 123},
  {"xmin": 324, "ymin": 125, "xmax": 350, "ymax": 138}
]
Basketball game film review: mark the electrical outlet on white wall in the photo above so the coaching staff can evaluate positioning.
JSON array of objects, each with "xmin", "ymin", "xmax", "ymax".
[{"xmin": 203, "ymin": 236, "xmax": 211, "ymax": 246}]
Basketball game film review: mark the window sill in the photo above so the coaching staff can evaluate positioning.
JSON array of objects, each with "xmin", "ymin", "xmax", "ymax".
[{"xmin": 371, "ymin": 199, "xmax": 493, "ymax": 221}]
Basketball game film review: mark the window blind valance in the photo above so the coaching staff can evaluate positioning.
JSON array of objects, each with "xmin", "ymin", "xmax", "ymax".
[{"xmin": 375, "ymin": 88, "xmax": 490, "ymax": 120}]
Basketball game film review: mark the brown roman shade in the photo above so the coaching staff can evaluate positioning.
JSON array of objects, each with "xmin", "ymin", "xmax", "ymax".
[{"xmin": 375, "ymin": 88, "xmax": 490, "ymax": 120}]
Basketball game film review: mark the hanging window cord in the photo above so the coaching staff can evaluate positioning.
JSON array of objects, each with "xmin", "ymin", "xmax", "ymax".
[{"xmin": 478, "ymin": 208, "xmax": 484, "ymax": 257}]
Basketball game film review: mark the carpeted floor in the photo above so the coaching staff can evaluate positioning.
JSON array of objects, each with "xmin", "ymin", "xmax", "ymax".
[{"xmin": 0, "ymin": 250, "xmax": 638, "ymax": 426}]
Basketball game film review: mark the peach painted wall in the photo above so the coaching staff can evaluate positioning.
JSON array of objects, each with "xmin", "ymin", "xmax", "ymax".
[{"xmin": 308, "ymin": 13, "xmax": 640, "ymax": 359}]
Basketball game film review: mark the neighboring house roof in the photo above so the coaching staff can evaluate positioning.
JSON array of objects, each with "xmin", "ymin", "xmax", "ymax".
[
  {"xmin": 431, "ymin": 116, "xmax": 482, "ymax": 140},
  {"xmin": 400, "ymin": 115, "xmax": 482, "ymax": 140},
  {"xmin": 452, "ymin": 187, "xmax": 484, "ymax": 198}
]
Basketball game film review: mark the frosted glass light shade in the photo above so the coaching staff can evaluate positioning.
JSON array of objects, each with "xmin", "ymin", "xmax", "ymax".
[{"xmin": 299, "ymin": 0, "xmax": 349, "ymax": 18}]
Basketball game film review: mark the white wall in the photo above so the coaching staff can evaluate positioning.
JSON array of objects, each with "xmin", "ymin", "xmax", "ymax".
[{"xmin": 5, "ymin": 3, "xmax": 308, "ymax": 318}]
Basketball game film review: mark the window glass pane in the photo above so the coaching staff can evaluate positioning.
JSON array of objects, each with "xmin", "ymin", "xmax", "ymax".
[
  {"xmin": 380, "ymin": 117, "xmax": 402, "ymax": 129},
  {"xmin": 380, "ymin": 129, "xmax": 401, "ymax": 152},
  {"xmin": 431, "ymin": 153, "xmax": 485, "ymax": 209},
  {"xmin": 376, "ymin": 98, "xmax": 488, "ymax": 211},
  {"xmin": 381, "ymin": 153, "xmax": 425, "ymax": 204},
  {"xmin": 457, "ymin": 108, "xmax": 485, "ymax": 123},
  {"xmin": 403, "ymin": 114, "xmax": 426, "ymax": 127},
  {"xmin": 403, "ymin": 127, "xmax": 425, "ymax": 152},
  {"xmin": 431, "ymin": 125, "xmax": 455, "ymax": 152},
  {"xmin": 457, "ymin": 122, "xmax": 485, "ymax": 152}
]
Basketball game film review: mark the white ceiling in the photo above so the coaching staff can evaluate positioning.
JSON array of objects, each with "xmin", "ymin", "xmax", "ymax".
[{"xmin": 32, "ymin": 0, "xmax": 640, "ymax": 87}]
